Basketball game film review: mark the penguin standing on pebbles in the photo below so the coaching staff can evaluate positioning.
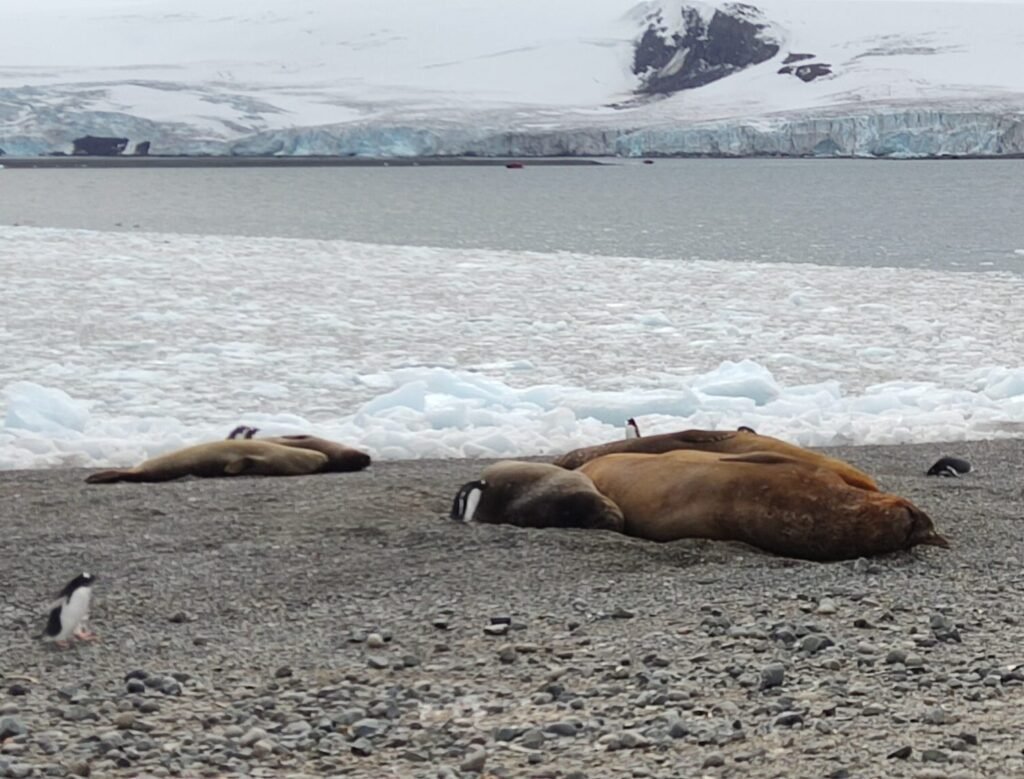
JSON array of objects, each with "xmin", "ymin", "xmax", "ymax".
[
  {"xmin": 625, "ymin": 418, "xmax": 641, "ymax": 439},
  {"xmin": 42, "ymin": 573, "xmax": 98, "ymax": 648}
]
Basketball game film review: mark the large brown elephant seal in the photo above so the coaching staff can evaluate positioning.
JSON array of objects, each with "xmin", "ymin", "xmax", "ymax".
[
  {"xmin": 450, "ymin": 461, "xmax": 624, "ymax": 532},
  {"xmin": 554, "ymin": 427, "xmax": 879, "ymax": 492},
  {"xmin": 85, "ymin": 440, "xmax": 331, "ymax": 484},
  {"xmin": 579, "ymin": 450, "xmax": 948, "ymax": 561},
  {"xmin": 226, "ymin": 426, "xmax": 371, "ymax": 472}
]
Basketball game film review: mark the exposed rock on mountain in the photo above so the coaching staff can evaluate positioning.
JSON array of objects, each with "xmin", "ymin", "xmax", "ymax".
[
  {"xmin": 633, "ymin": 3, "xmax": 781, "ymax": 95},
  {"xmin": 779, "ymin": 61, "xmax": 833, "ymax": 81},
  {"xmin": 72, "ymin": 135, "xmax": 129, "ymax": 156}
]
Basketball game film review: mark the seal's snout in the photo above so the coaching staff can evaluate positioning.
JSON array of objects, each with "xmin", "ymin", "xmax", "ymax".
[
  {"xmin": 905, "ymin": 503, "xmax": 950, "ymax": 551},
  {"xmin": 451, "ymin": 480, "xmax": 486, "ymax": 521}
]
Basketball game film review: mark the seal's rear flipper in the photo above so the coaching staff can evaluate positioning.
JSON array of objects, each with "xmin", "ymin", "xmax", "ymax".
[{"xmin": 85, "ymin": 469, "xmax": 129, "ymax": 484}]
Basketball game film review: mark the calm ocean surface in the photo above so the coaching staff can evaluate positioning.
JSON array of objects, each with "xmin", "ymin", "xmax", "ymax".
[{"xmin": 1, "ymin": 158, "xmax": 1022, "ymax": 272}]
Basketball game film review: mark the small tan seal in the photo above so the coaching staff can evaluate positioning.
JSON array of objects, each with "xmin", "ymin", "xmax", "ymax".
[
  {"xmin": 579, "ymin": 450, "xmax": 948, "ymax": 561},
  {"xmin": 450, "ymin": 460, "xmax": 624, "ymax": 531},
  {"xmin": 554, "ymin": 427, "xmax": 879, "ymax": 491},
  {"xmin": 85, "ymin": 440, "xmax": 330, "ymax": 484}
]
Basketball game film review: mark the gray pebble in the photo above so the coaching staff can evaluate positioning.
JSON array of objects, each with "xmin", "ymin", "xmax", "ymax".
[
  {"xmin": 760, "ymin": 663, "xmax": 785, "ymax": 690},
  {"xmin": 545, "ymin": 720, "xmax": 581, "ymax": 737},
  {"xmin": 702, "ymin": 753, "xmax": 726, "ymax": 768},
  {"xmin": 773, "ymin": 711, "xmax": 804, "ymax": 728},
  {"xmin": 800, "ymin": 635, "xmax": 834, "ymax": 654},
  {"xmin": 0, "ymin": 716, "xmax": 27, "ymax": 740},
  {"xmin": 520, "ymin": 729, "xmax": 545, "ymax": 749},
  {"xmin": 238, "ymin": 727, "xmax": 267, "ymax": 747},
  {"xmin": 459, "ymin": 747, "xmax": 487, "ymax": 773},
  {"xmin": 351, "ymin": 719, "xmax": 386, "ymax": 738},
  {"xmin": 251, "ymin": 739, "xmax": 274, "ymax": 758}
]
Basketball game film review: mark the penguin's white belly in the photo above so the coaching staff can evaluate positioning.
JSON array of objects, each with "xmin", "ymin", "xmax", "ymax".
[{"xmin": 57, "ymin": 587, "xmax": 92, "ymax": 640}]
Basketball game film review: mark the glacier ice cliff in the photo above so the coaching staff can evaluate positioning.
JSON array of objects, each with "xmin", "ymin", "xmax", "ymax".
[
  {"xmin": 2, "ymin": 104, "xmax": 1022, "ymax": 159},
  {"xmin": 226, "ymin": 107, "xmax": 1024, "ymax": 159}
]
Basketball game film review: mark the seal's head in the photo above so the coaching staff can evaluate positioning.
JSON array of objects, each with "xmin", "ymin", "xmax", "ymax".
[
  {"xmin": 451, "ymin": 480, "xmax": 486, "ymax": 521},
  {"xmin": 905, "ymin": 504, "xmax": 950, "ymax": 549}
]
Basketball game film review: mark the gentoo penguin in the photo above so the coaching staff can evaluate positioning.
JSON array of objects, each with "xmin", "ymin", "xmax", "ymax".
[
  {"xmin": 625, "ymin": 418, "xmax": 641, "ymax": 439},
  {"xmin": 43, "ymin": 573, "xmax": 98, "ymax": 648},
  {"xmin": 926, "ymin": 456, "xmax": 972, "ymax": 477}
]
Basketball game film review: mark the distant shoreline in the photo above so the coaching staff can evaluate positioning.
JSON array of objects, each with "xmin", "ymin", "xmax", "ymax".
[
  {"xmin": 2, "ymin": 153, "xmax": 1023, "ymax": 169},
  {"xmin": 0, "ymin": 156, "xmax": 606, "ymax": 169}
]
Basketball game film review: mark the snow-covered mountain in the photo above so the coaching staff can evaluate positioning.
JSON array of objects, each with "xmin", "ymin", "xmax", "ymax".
[{"xmin": 2, "ymin": 0, "xmax": 1023, "ymax": 157}]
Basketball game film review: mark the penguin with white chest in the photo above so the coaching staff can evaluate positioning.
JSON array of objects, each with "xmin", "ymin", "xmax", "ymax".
[{"xmin": 42, "ymin": 572, "xmax": 98, "ymax": 648}]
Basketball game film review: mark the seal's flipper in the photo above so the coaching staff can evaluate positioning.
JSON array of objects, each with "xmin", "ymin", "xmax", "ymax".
[
  {"xmin": 672, "ymin": 429, "xmax": 739, "ymax": 444},
  {"xmin": 720, "ymin": 452, "xmax": 805, "ymax": 466},
  {"xmin": 224, "ymin": 456, "xmax": 258, "ymax": 475},
  {"xmin": 227, "ymin": 425, "xmax": 259, "ymax": 440},
  {"xmin": 85, "ymin": 469, "xmax": 130, "ymax": 484}
]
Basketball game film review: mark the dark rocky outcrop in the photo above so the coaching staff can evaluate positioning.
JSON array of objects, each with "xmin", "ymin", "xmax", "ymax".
[
  {"xmin": 633, "ymin": 3, "xmax": 780, "ymax": 96},
  {"xmin": 793, "ymin": 63, "xmax": 832, "ymax": 82},
  {"xmin": 134, "ymin": 140, "xmax": 151, "ymax": 156},
  {"xmin": 72, "ymin": 135, "xmax": 129, "ymax": 156},
  {"xmin": 783, "ymin": 53, "xmax": 816, "ymax": 65},
  {"xmin": 779, "ymin": 59, "xmax": 833, "ymax": 82}
]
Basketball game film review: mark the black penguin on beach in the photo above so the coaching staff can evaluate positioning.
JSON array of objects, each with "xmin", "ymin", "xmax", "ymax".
[
  {"xmin": 926, "ymin": 456, "xmax": 972, "ymax": 477},
  {"xmin": 41, "ymin": 572, "xmax": 98, "ymax": 648}
]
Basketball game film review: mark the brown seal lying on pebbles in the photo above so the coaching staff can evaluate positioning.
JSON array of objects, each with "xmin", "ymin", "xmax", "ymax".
[
  {"xmin": 579, "ymin": 450, "xmax": 949, "ymax": 561},
  {"xmin": 227, "ymin": 426, "xmax": 371, "ymax": 472},
  {"xmin": 450, "ymin": 461, "xmax": 624, "ymax": 531},
  {"xmin": 554, "ymin": 427, "xmax": 879, "ymax": 491},
  {"xmin": 85, "ymin": 440, "xmax": 333, "ymax": 483}
]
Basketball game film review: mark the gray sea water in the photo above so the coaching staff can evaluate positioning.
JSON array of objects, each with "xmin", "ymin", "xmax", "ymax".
[{"xmin": 1, "ymin": 158, "xmax": 1022, "ymax": 272}]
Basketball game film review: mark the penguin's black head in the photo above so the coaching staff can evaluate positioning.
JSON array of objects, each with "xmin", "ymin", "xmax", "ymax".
[
  {"xmin": 59, "ymin": 572, "xmax": 96, "ymax": 598},
  {"xmin": 737, "ymin": 425, "xmax": 757, "ymax": 434}
]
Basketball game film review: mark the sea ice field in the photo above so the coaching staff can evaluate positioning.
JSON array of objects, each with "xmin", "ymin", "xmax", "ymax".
[{"xmin": 2, "ymin": 225, "xmax": 1024, "ymax": 471}]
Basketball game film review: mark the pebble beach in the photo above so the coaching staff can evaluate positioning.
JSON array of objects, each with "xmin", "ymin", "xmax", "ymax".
[{"xmin": 2, "ymin": 438, "xmax": 1024, "ymax": 778}]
